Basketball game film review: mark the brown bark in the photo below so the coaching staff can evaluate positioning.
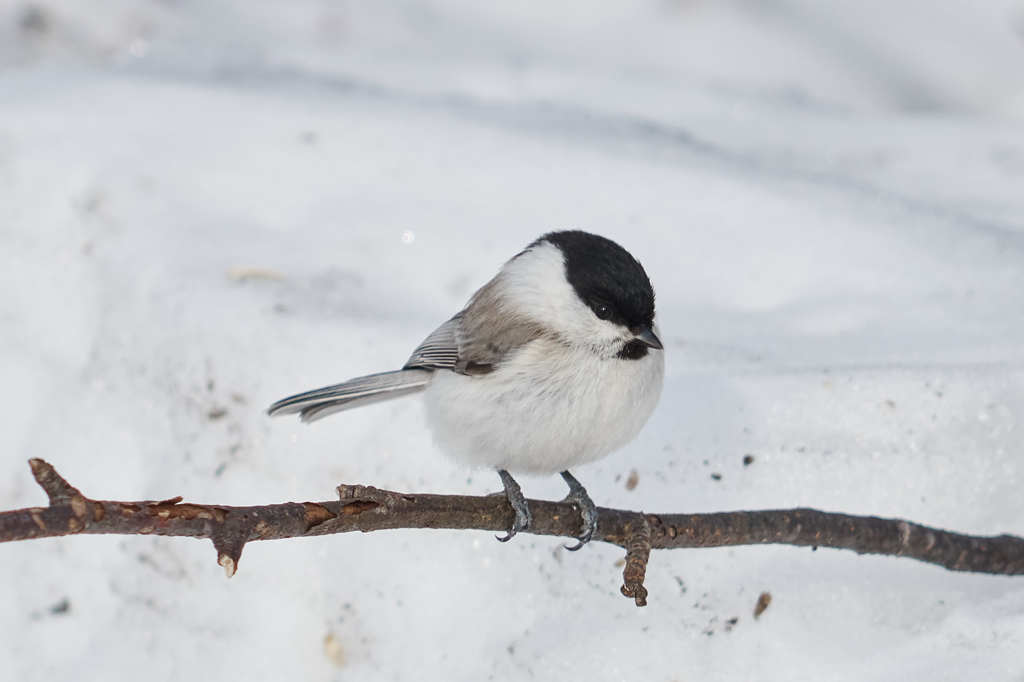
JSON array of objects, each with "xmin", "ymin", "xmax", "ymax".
[{"xmin": 3, "ymin": 459, "xmax": 1022, "ymax": 605}]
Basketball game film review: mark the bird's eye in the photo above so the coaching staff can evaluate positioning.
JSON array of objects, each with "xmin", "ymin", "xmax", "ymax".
[{"xmin": 593, "ymin": 303, "xmax": 611, "ymax": 320}]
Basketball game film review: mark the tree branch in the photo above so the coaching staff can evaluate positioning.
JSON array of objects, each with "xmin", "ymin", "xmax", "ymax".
[{"xmin": 3, "ymin": 459, "xmax": 1023, "ymax": 605}]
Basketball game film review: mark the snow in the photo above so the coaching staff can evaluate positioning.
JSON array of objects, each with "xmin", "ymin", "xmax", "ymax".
[{"xmin": 2, "ymin": 1, "xmax": 1023, "ymax": 680}]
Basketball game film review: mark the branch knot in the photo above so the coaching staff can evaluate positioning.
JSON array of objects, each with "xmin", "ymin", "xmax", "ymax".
[{"xmin": 336, "ymin": 484, "xmax": 412, "ymax": 513}]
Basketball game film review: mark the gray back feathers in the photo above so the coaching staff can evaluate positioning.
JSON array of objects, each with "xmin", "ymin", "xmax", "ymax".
[{"xmin": 406, "ymin": 278, "xmax": 546, "ymax": 375}]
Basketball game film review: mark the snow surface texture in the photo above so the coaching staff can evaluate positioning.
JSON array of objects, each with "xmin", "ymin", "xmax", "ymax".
[{"xmin": 2, "ymin": 1, "xmax": 1024, "ymax": 680}]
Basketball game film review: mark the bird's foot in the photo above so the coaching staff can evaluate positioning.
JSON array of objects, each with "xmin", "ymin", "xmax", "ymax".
[
  {"xmin": 496, "ymin": 469, "xmax": 532, "ymax": 542},
  {"xmin": 560, "ymin": 470, "xmax": 597, "ymax": 551}
]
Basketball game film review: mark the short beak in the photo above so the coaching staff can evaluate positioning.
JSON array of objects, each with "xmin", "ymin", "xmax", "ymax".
[{"xmin": 633, "ymin": 326, "xmax": 663, "ymax": 350}]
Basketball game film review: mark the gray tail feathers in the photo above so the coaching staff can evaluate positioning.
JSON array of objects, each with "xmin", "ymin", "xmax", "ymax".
[{"xmin": 267, "ymin": 369, "xmax": 432, "ymax": 423}]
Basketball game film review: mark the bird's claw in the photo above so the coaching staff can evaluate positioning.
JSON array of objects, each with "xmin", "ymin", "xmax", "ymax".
[
  {"xmin": 495, "ymin": 502, "xmax": 532, "ymax": 542},
  {"xmin": 496, "ymin": 469, "xmax": 532, "ymax": 542},
  {"xmin": 563, "ymin": 533, "xmax": 591, "ymax": 552},
  {"xmin": 560, "ymin": 470, "xmax": 598, "ymax": 550}
]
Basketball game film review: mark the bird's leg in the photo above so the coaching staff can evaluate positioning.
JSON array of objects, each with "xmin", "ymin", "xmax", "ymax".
[
  {"xmin": 560, "ymin": 470, "xmax": 598, "ymax": 551},
  {"xmin": 495, "ymin": 469, "xmax": 532, "ymax": 542}
]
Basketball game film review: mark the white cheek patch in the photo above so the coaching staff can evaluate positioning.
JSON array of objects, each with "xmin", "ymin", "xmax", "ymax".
[{"xmin": 497, "ymin": 242, "xmax": 625, "ymax": 352}]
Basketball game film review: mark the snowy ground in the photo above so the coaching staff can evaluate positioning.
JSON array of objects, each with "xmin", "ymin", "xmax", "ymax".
[{"xmin": 2, "ymin": 1, "xmax": 1024, "ymax": 680}]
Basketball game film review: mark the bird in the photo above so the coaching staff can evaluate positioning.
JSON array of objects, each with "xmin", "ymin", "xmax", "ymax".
[{"xmin": 267, "ymin": 230, "xmax": 664, "ymax": 548}]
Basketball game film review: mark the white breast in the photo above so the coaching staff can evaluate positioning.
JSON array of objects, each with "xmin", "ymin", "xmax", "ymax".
[{"xmin": 422, "ymin": 337, "xmax": 664, "ymax": 474}]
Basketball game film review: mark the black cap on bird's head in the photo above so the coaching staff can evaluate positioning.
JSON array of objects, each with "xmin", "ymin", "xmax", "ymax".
[{"xmin": 539, "ymin": 231, "xmax": 661, "ymax": 356}]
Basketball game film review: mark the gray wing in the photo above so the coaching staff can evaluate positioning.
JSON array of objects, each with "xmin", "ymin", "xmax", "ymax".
[
  {"xmin": 403, "ymin": 314, "xmax": 462, "ymax": 370},
  {"xmin": 403, "ymin": 280, "xmax": 546, "ymax": 375}
]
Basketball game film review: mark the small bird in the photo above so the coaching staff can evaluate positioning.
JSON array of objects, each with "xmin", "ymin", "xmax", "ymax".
[{"xmin": 268, "ymin": 231, "xmax": 664, "ymax": 548}]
